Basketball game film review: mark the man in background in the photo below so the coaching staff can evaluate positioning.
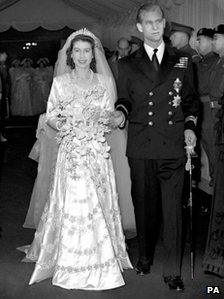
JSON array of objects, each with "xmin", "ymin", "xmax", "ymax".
[
  {"xmin": 196, "ymin": 28, "xmax": 218, "ymax": 187},
  {"xmin": 108, "ymin": 37, "xmax": 131, "ymax": 80},
  {"xmin": 169, "ymin": 22, "xmax": 200, "ymax": 62}
]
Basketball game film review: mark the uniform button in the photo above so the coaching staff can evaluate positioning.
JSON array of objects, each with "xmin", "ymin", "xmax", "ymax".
[
  {"xmin": 149, "ymin": 101, "xmax": 154, "ymax": 106},
  {"xmin": 148, "ymin": 111, "xmax": 153, "ymax": 116},
  {"xmin": 148, "ymin": 121, "xmax": 154, "ymax": 126},
  {"xmin": 168, "ymin": 120, "xmax": 173, "ymax": 125},
  {"xmin": 149, "ymin": 92, "xmax": 153, "ymax": 96},
  {"xmin": 169, "ymin": 91, "xmax": 173, "ymax": 96},
  {"xmin": 168, "ymin": 111, "xmax": 173, "ymax": 115},
  {"xmin": 168, "ymin": 101, "xmax": 172, "ymax": 105}
]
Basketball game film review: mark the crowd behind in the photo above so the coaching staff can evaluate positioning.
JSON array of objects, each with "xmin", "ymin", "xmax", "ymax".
[{"xmin": 0, "ymin": 54, "xmax": 53, "ymax": 142}]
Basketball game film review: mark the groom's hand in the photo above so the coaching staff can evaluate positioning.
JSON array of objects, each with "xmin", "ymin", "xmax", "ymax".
[{"xmin": 184, "ymin": 129, "xmax": 196, "ymax": 148}]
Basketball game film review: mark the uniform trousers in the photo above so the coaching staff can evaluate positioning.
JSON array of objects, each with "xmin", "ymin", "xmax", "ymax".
[
  {"xmin": 128, "ymin": 156, "xmax": 185, "ymax": 276},
  {"xmin": 201, "ymin": 102, "xmax": 219, "ymax": 183}
]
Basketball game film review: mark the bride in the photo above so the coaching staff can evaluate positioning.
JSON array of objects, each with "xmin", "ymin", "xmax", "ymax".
[{"xmin": 18, "ymin": 29, "xmax": 132, "ymax": 290}]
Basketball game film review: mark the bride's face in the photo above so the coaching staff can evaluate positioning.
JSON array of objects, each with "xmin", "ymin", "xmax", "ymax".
[{"xmin": 71, "ymin": 40, "xmax": 93, "ymax": 69}]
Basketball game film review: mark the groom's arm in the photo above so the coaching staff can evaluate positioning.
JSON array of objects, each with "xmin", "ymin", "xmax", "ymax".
[{"xmin": 181, "ymin": 55, "xmax": 200, "ymax": 132}]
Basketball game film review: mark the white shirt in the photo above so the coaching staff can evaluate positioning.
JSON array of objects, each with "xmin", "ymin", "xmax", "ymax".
[{"xmin": 144, "ymin": 41, "xmax": 165, "ymax": 64}]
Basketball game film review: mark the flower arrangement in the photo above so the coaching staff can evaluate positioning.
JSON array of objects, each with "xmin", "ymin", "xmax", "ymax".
[{"xmin": 55, "ymin": 101, "xmax": 117, "ymax": 179}]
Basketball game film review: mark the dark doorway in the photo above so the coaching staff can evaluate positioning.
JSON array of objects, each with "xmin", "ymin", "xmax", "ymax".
[
  {"xmin": 0, "ymin": 26, "xmax": 74, "ymax": 66},
  {"xmin": 0, "ymin": 40, "xmax": 60, "ymax": 66}
]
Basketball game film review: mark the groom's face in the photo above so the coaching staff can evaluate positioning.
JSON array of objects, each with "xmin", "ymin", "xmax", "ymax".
[{"xmin": 137, "ymin": 8, "xmax": 165, "ymax": 46}]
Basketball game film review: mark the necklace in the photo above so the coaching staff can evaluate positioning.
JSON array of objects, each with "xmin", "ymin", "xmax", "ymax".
[{"xmin": 72, "ymin": 69, "xmax": 94, "ymax": 84}]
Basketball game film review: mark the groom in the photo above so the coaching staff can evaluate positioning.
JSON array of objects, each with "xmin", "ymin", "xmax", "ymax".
[{"xmin": 114, "ymin": 3, "xmax": 199, "ymax": 291}]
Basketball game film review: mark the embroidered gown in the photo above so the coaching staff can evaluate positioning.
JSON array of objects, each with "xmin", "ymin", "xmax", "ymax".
[{"xmin": 19, "ymin": 72, "xmax": 132, "ymax": 290}]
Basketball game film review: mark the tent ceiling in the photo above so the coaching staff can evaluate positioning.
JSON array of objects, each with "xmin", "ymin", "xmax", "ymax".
[
  {"xmin": 0, "ymin": 0, "xmax": 186, "ymax": 32},
  {"xmin": 0, "ymin": 0, "xmax": 97, "ymax": 32}
]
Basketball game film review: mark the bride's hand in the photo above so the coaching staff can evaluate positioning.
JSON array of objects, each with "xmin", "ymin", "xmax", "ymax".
[
  {"xmin": 112, "ymin": 111, "xmax": 125, "ymax": 127},
  {"xmin": 106, "ymin": 111, "xmax": 125, "ymax": 129}
]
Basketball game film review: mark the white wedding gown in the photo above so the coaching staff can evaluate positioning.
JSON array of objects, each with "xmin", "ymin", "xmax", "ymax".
[
  {"xmin": 23, "ymin": 114, "xmax": 58, "ymax": 229},
  {"xmin": 24, "ymin": 116, "xmax": 136, "ymax": 237},
  {"xmin": 19, "ymin": 72, "xmax": 132, "ymax": 290}
]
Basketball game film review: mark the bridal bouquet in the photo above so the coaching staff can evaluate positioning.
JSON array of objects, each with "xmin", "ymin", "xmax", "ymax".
[{"xmin": 56, "ymin": 105, "xmax": 117, "ymax": 159}]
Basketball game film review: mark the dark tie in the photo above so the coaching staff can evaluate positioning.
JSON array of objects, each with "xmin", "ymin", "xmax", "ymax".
[{"xmin": 152, "ymin": 48, "xmax": 159, "ymax": 71}]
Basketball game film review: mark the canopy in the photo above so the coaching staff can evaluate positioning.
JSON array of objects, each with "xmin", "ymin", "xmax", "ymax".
[
  {"xmin": 0, "ymin": 0, "xmax": 98, "ymax": 32},
  {"xmin": 0, "ymin": 0, "xmax": 224, "ymax": 48}
]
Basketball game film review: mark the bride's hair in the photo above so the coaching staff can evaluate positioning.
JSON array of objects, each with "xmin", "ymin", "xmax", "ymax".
[{"xmin": 66, "ymin": 34, "xmax": 96, "ymax": 70}]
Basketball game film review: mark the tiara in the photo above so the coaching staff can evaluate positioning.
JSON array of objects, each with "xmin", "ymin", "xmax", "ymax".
[{"xmin": 72, "ymin": 28, "xmax": 96, "ymax": 39}]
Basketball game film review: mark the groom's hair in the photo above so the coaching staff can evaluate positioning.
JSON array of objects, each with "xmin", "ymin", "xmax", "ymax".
[
  {"xmin": 66, "ymin": 34, "xmax": 95, "ymax": 70},
  {"xmin": 136, "ymin": 3, "xmax": 165, "ymax": 24}
]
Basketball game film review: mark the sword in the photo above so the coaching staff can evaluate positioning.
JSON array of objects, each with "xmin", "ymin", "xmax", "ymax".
[{"xmin": 185, "ymin": 145, "xmax": 194, "ymax": 279}]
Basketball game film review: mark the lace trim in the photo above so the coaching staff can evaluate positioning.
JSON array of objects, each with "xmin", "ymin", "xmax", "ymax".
[
  {"xmin": 65, "ymin": 234, "xmax": 110, "ymax": 256},
  {"xmin": 40, "ymin": 201, "xmax": 121, "ymax": 228},
  {"xmin": 63, "ymin": 204, "xmax": 101, "ymax": 222},
  {"xmin": 55, "ymin": 257, "xmax": 117, "ymax": 273}
]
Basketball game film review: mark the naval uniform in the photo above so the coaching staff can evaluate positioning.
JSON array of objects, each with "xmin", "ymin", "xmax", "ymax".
[{"xmin": 115, "ymin": 43, "xmax": 199, "ymax": 276}]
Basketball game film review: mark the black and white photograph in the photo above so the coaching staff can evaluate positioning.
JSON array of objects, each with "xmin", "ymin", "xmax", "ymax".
[{"xmin": 0, "ymin": 0, "xmax": 224, "ymax": 298}]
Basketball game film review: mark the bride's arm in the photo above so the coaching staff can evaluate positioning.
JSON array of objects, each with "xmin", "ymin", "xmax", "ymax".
[
  {"xmin": 104, "ymin": 75, "xmax": 116, "ymax": 111},
  {"xmin": 46, "ymin": 77, "xmax": 64, "ymax": 131},
  {"xmin": 103, "ymin": 75, "xmax": 125, "ymax": 127}
]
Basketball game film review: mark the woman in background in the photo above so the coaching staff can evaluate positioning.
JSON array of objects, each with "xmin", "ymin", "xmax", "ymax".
[
  {"xmin": 32, "ymin": 57, "xmax": 53, "ymax": 114},
  {"xmin": 10, "ymin": 58, "xmax": 33, "ymax": 116}
]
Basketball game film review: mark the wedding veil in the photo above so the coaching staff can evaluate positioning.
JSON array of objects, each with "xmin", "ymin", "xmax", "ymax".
[{"xmin": 53, "ymin": 28, "xmax": 117, "ymax": 104}]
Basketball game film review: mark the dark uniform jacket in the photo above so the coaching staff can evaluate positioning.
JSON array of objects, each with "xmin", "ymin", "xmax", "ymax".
[
  {"xmin": 209, "ymin": 56, "xmax": 224, "ymax": 104},
  {"xmin": 115, "ymin": 44, "xmax": 199, "ymax": 159},
  {"xmin": 209, "ymin": 56, "xmax": 224, "ymax": 144},
  {"xmin": 196, "ymin": 52, "xmax": 219, "ymax": 98},
  {"xmin": 180, "ymin": 44, "xmax": 201, "ymax": 63}
]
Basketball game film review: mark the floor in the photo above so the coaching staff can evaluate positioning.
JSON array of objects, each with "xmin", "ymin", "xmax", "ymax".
[{"xmin": 0, "ymin": 126, "xmax": 224, "ymax": 299}]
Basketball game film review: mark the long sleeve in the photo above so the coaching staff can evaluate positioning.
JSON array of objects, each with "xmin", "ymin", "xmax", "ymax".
[
  {"xmin": 115, "ymin": 60, "xmax": 132, "ymax": 120},
  {"xmin": 104, "ymin": 75, "xmax": 116, "ymax": 112},
  {"xmin": 180, "ymin": 56, "xmax": 200, "ymax": 132},
  {"xmin": 46, "ymin": 77, "xmax": 61, "ymax": 130}
]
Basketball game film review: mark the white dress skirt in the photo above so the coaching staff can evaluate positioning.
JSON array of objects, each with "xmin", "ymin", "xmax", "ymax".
[
  {"xmin": 18, "ymin": 72, "xmax": 132, "ymax": 290},
  {"xmin": 24, "ymin": 121, "xmax": 136, "ymax": 238}
]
